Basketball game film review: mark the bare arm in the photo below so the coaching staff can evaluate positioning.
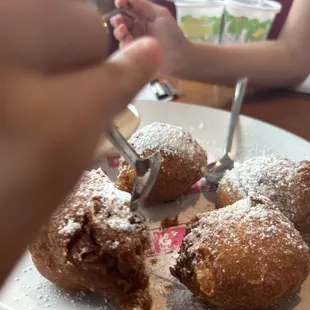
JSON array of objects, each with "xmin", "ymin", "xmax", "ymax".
[
  {"xmin": 113, "ymin": 0, "xmax": 310, "ymax": 87},
  {"xmin": 176, "ymin": 0, "xmax": 310, "ymax": 87}
]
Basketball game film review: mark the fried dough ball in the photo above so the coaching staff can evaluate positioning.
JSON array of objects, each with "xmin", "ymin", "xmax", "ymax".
[
  {"xmin": 171, "ymin": 197, "xmax": 310, "ymax": 310},
  {"xmin": 29, "ymin": 169, "xmax": 151, "ymax": 310},
  {"xmin": 116, "ymin": 122, "xmax": 207, "ymax": 204},
  {"xmin": 216, "ymin": 156, "xmax": 310, "ymax": 234}
]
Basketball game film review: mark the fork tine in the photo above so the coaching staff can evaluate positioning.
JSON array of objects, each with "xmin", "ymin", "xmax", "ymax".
[
  {"xmin": 130, "ymin": 152, "xmax": 161, "ymax": 211},
  {"xmin": 107, "ymin": 126, "xmax": 161, "ymax": 212}
]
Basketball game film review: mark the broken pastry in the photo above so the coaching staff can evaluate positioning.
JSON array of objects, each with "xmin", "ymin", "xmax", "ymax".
[{"xmin": 30, "ymin": 168, "xmax": 151, "ymax": 310}]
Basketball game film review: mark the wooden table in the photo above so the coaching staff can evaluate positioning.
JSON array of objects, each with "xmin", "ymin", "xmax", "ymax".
[
  {"xmin": 238, "ymin": 90, "xmax": 310, "ymax": 142},
  {"xmin": 166, "ymin": 77, "xmax": 310, "ymax": 142}
]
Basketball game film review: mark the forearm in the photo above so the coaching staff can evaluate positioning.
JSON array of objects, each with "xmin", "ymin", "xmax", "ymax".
[
  {"xmin": 0, "ymin": 147, "xmax": 79, "ymax": 286},
  {"xmin": 174, "ymin": 39, "xmax": 309, "ymax": 88},
  {"xmin": 0, "ymin": 164, "xmax": 58, "ymax": 286}
]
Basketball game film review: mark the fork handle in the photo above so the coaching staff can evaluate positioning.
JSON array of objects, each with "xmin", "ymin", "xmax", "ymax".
[
  {"xmin": 107, "ymin": 126, "xmax": 141, "ymax": 168},
  {"xmin": 102, "ymin": 4, "xmax": 132, "ymax": 22},
  {"xmin": 224, "ymin": 77, "xmax": 248, "ymax": 155}
]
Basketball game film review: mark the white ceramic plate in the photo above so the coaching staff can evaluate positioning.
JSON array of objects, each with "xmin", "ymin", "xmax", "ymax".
[
  {"xmin": 0, "ymin": 302, "xmax": 14, "ymax": 310},
  {"xmin": 1, "ymin": 100, "xmax": 309, "ymax": 310}
]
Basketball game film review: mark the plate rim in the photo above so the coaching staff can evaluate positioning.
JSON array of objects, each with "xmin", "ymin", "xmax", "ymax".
[{"xmin": 134, "ymin": 100, "xmax": 310, "ymax": 146}]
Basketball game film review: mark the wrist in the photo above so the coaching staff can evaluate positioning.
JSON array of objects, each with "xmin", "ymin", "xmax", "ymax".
[{"xmin": 168, "ymin": 38, "xmax": 194, "ymax": 79}]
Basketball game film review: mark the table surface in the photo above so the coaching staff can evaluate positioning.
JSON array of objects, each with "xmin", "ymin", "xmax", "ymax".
[{"xmin": 165, "ymin": 77, "xmax": 310, "ymax": 142}]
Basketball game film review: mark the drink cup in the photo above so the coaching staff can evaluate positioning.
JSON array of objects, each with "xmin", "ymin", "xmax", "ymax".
[
  {"xmin": 175, "ymin": 0, "xmax": 225, "ymax": 44},
  {"xmin": 221, "ymin": 0, "xmax": 282, "ymax": 44}
]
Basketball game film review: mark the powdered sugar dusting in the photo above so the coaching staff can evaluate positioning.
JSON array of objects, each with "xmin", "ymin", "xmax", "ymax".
[
  {"xmin": 58, "ymin": 219, "xmax": 81, "ymax": 235},
  {"xmin": 57, "ymin": 168, "xmax": 141, "ymax": 237},
  {"xmin": 11, "ymin": 267, "xmax": 115, "ymax": 310},
  {"xmin": 128, "ymin": 122, "xmax": 205, "ymax": 161},
  {"xmin": 184, "ymin": 197, "xmax": 308, "ymax": 256},
  {"xmin": 219, "ymin": 156, "xmax": 310, "ymax": 223},
  {"xmin": 147, "ymin": 252, "xmax": 178, "ymax": 295}
]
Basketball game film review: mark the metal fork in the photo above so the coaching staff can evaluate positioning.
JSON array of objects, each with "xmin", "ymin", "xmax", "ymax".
[
  {"xmin": 107, "ymin": 126, "xmax": 161, "ymax": 211},
  {"xmin": 102, "ymin": 4, "xmax": 132, "ymax": 22},
  {"xmin": 102, "ymin": 1, "xmax": 157, "ymax": 22},
  {"xmin": 205, "ymin": 78, "xmax": 248, "ymax": 185}
]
